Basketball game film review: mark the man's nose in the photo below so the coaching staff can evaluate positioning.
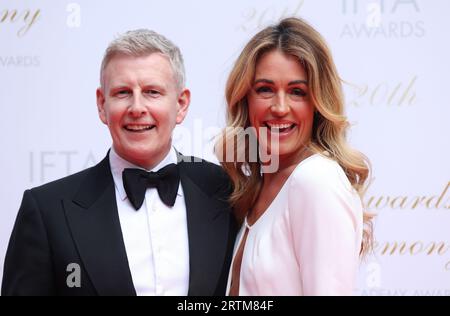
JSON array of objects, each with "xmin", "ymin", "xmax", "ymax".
[{"xmin": 128, "ymin": 93, "xmax": 147, "ymax": 117}]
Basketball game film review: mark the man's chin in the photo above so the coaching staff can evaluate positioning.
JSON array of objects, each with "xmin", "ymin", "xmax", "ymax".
[{"xmin": 120, "ymin": 144, "xmax": 171, "ymax": 167}]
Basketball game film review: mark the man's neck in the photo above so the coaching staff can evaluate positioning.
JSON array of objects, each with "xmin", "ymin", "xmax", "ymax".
[{"xmin": 112, "ymin": 144, "xmax": 173, "ymax": 171}]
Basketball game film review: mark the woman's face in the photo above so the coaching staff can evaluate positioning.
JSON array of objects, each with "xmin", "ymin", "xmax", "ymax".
[{"xmin": 247, "ymin": 50, "xmax": 315, "ymax": 167}]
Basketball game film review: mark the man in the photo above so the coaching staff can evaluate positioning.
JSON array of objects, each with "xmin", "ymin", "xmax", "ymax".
[{"xmin": 2, "ymin": 29, "xmax": 237, "ymax": 296}]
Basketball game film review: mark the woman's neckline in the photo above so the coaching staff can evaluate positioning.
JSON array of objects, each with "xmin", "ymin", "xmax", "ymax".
[{"xmin": 245, "ymin": 152, "xmax": 323, "ymax": 229}]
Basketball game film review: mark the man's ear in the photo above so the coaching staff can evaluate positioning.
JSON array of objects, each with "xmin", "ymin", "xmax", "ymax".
[
  {"xmin": 176, "ymin": 88, "xmax": 191, "ymax": 124},
  {"xmin": 96, "ymin": 88, "xmax": 107, "ymax": 124}
]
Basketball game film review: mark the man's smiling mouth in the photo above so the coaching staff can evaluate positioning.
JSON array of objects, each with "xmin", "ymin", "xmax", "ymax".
[{"xmin": 123, "ymin": 124, "xmax": 156, "ymax": 132}]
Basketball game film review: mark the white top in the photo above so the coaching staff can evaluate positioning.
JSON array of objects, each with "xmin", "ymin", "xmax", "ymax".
[
  {"xmin": 109, "ymin": 147, "xmax": 189, "ymax": 296},
  {"xmin": 226, "ymin": 154, "xmax": 363, "ymax": 296}
]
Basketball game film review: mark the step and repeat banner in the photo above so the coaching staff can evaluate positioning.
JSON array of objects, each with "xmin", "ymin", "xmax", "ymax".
[{"xmin": 1, "ymin": 0, "xmax": 449, "ymax": 295}]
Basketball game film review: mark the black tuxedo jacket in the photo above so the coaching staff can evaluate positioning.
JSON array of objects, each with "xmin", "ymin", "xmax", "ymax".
[{"xmin": 2, "ymin": 153, "xmax": 237, "ymax": 296}]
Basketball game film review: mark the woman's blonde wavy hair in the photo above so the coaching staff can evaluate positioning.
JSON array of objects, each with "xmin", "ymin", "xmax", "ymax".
[{"xmin": 215, "ymin": 17, "xmax": 374, "ymax": 256}]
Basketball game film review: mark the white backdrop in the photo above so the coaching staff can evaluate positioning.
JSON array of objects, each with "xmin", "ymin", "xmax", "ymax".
[{"xmin": 1, "ymin": 0, "xmax": 449, "ymax": 295}]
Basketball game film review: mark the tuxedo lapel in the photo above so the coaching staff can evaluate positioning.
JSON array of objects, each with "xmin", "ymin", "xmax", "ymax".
[
  {"xmin": 63, "ymin": 155, "xmax": 136, "ymax": 296},
  {"xmin": 178, "ymin": 161, "xmax": 231, "ymax": 296}
]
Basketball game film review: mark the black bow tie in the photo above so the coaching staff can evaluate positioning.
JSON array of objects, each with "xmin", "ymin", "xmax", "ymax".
[{"xmin": 122, "ymin": 163, "xmax": 180, "ymax": 210}]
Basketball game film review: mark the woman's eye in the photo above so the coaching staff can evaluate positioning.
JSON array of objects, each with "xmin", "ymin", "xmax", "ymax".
[
  {"xmin": 291, "ymin": 88, "xmax": 306, "ymax": 97},
  {"xmin": 255, "ymin": 86, "xmax": 274, "ymax": 95}
]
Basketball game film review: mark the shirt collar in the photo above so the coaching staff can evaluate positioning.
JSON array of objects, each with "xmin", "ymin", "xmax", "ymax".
[{"xmin": 109, "ymin": 146, "xmax": 180, "ymax": 201}]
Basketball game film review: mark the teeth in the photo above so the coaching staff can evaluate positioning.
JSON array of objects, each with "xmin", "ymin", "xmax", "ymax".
[
  {"xmin": 265, "ymin": 123, "xmax": 294, "ymax": 130},
  {"xmin": 125, "ymin": 125, "xmax": 152, "ymax": 131}
]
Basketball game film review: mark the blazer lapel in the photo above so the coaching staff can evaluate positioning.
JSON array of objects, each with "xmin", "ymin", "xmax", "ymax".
[
  {"xmin": 63, "ymin": 155, "xmax": 136, "ymax": 296},
  {"xmin": 179, "ymin": 161, "xmax": 231, "ymax": 296}
]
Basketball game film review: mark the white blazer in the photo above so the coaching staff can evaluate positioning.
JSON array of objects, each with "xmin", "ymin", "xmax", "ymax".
[{"xmin": 226, "ymin": 154, "xmax": 363, "ymax": 296}]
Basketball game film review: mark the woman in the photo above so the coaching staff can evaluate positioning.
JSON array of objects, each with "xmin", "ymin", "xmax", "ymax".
[{"xmin": 215, "ymin": 17, "xmax": 373, "ymax": 295}]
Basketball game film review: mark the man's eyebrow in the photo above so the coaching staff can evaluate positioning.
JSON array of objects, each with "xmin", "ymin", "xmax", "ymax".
[
  {"xmin": 141, "ymin": 83, "xmax": 167, "ymax": 90},
  {"xmin": 110, "ymin": 85, "xmax": 129, "ymax": 89},
  {"xmin": 109, "ymin": 85, "xmax": 130, "ymax": 92}
]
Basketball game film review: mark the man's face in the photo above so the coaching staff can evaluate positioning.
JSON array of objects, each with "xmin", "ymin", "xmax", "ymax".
[{"xmin": 97, "ymin": 53, "xmax": 190, "ymax": 169}]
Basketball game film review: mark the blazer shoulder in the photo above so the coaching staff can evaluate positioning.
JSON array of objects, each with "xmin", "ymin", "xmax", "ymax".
[
  {"xmin": 291, "ymin": 154, "xmax": 353, "ymax": 192},
  {"xmin": 27, "ymin": 170, "xmax": 90, "ymax": 208},
  {"xmin": 30, "ymin": 155, "xmax": 109, "ymax": 200},
  {"xmin": 178, "ymin": 156, "xmax": 231, "ymax": 198}
]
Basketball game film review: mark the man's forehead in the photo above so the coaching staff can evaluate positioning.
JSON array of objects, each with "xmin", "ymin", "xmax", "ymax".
[
  {"xmin": 103, "ymin": 53, "xmax": 175, "ymax": 87},
  {"xmin": 105, "ymin": 52, "xmax": 171, "ymax": 71}
]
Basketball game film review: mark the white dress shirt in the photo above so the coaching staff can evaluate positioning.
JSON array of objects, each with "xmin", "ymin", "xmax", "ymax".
[
  {"xmin": 109, "ymin": 147, "xmax": 189, "ymax": 296},
  {"xmin": 226, "ymin": 153, "xmax": 363, "ymax": 295}
]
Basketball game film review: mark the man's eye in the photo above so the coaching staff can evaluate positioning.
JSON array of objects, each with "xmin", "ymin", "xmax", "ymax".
[
  {"xmin": 145, "ymin": 90, "xmax": 160, "ymax": 96},
  {"xmin": 116, "ymin": 90, "xmax": 130, "ymax": 96}
]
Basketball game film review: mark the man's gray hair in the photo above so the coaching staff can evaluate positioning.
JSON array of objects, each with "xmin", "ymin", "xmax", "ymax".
[{"xmin": 100, "ymin": 29, "xmax": 185, "ymax": 90}]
